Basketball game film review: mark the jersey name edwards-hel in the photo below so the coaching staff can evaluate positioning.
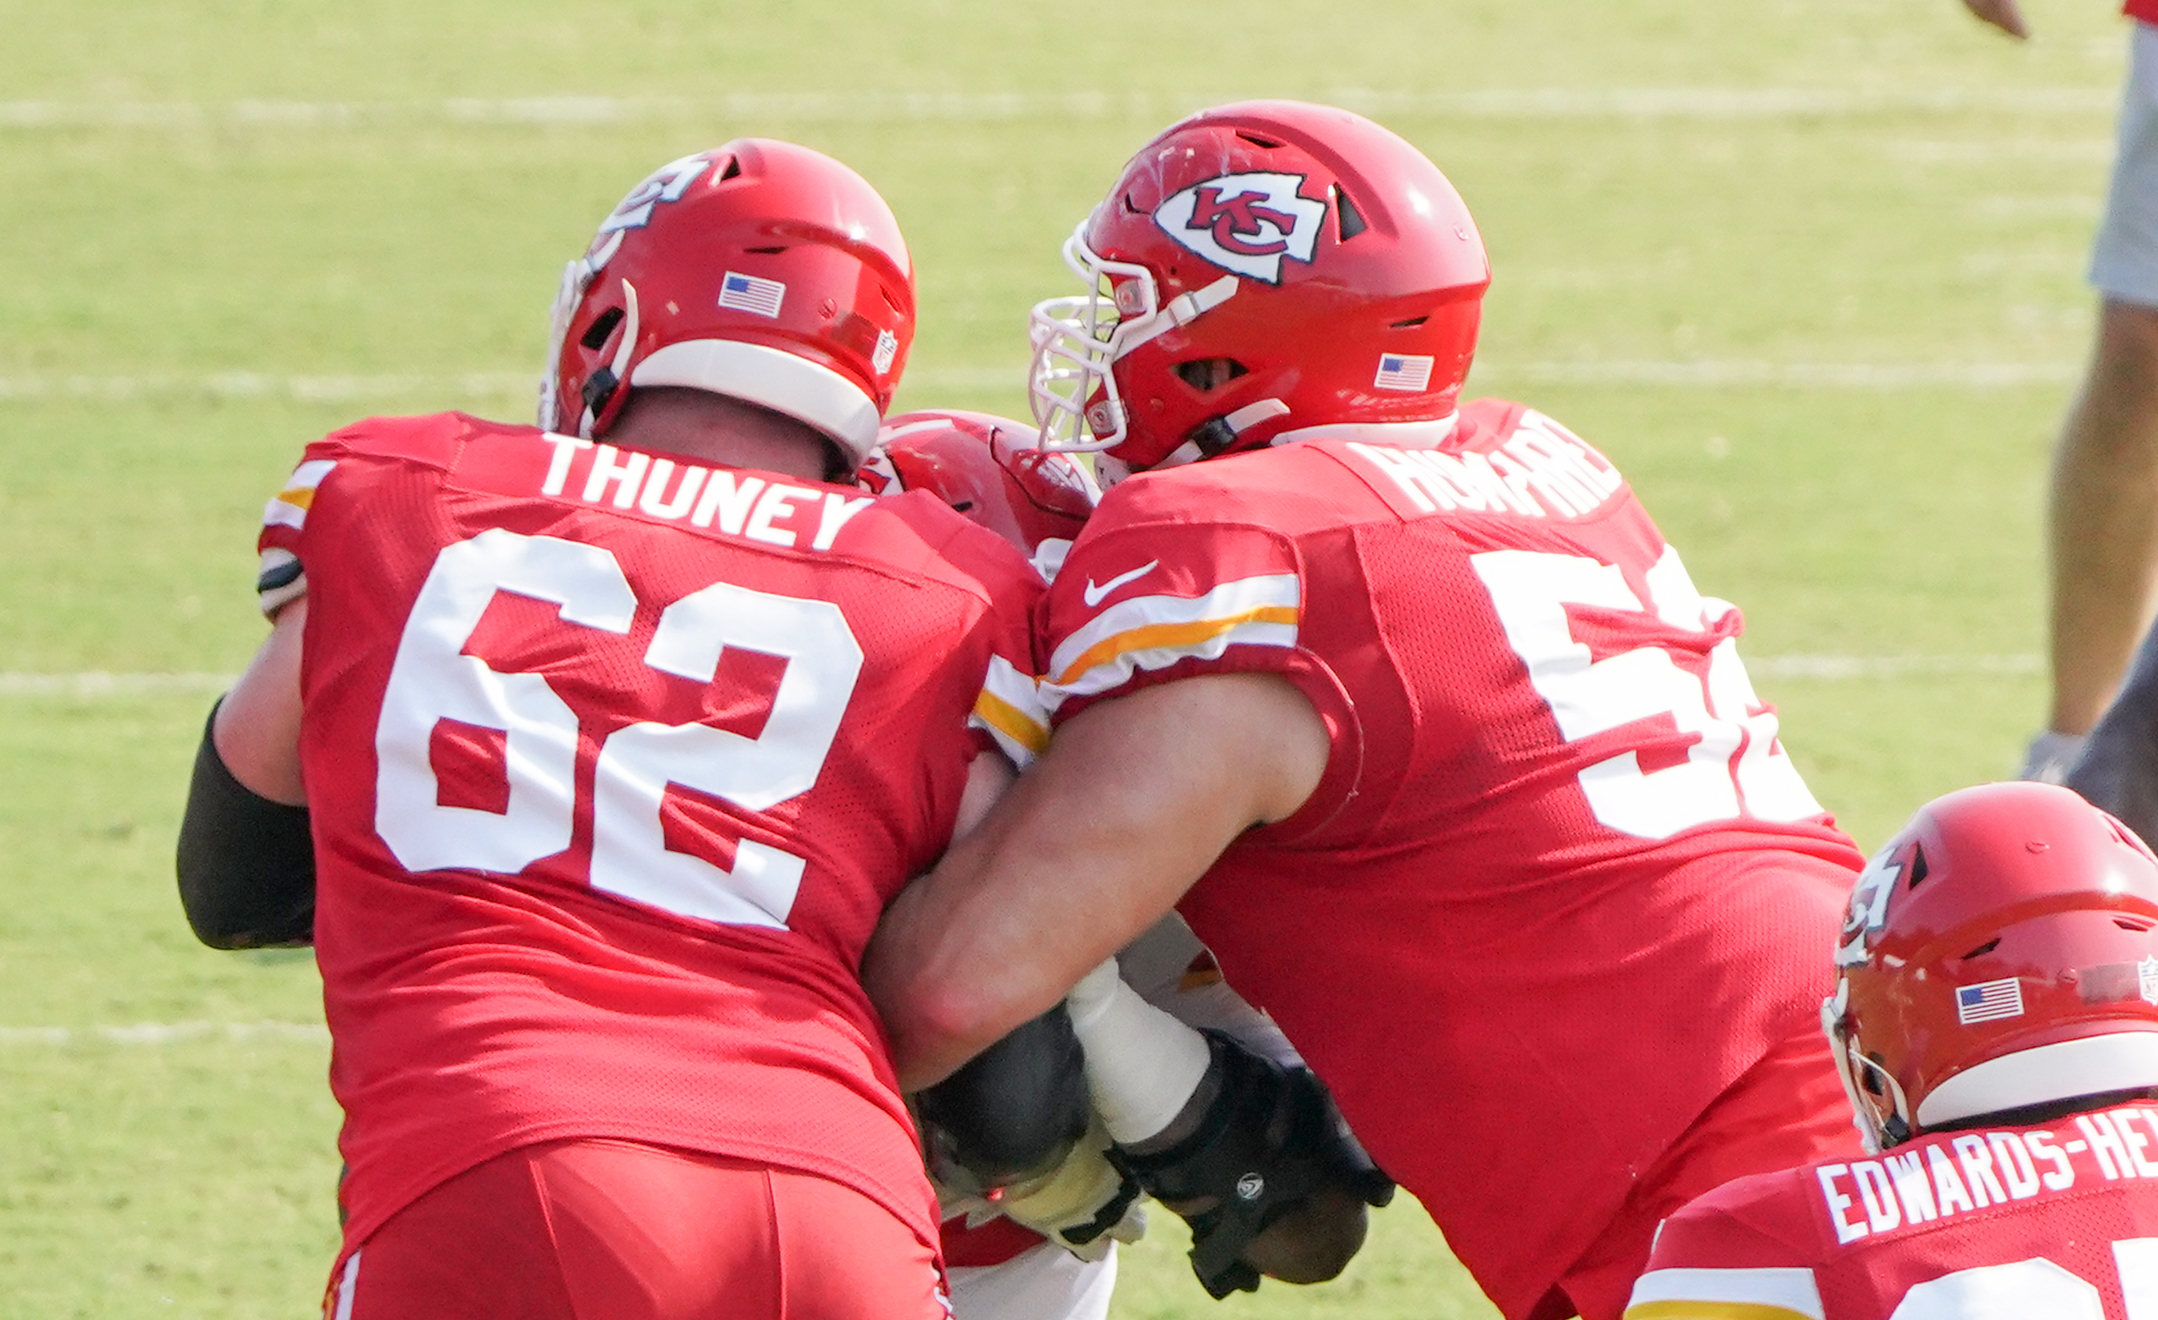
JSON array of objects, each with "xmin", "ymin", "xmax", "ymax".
[
  {"xmin": 1037, "ymin": 398, "xmax": 1865, "ymax": 1319},
  {"xmin": 256, "ymin": 412, "xmax": 1044, "ymax": 1255},
  {"xmin": 1629, "ymin": 1099, "xmax": 2158, "ymax": 1319}
]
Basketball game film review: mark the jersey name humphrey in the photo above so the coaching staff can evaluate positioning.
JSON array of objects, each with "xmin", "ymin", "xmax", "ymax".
[{"xmin": 1152, "ymin": 171, "xmax": 1327, "ymax": 284}]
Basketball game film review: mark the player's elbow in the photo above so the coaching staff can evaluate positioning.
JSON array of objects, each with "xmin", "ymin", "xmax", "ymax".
[
  {"xmin": 175, "ymin": 704, "xmax": 317, "ymax": 950},
  {"xmin": 867, "ymin": 958, "xmax": 1009, "ymax": 1091}
]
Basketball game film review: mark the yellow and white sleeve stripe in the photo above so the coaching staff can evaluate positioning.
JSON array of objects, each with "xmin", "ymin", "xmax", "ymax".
[
  {"xmin": 1624, "ymin": 1266, "xmax": 1824, "ymax": 1320},
  {"xmin": 262, "ymin": 459, "xmax": 336, "ymax": 531},
  {"xmin": 968, "ymin": 654, "xmax": 1051, "ymax": 769},
  {"xmin": 1042, "ymin": 573, "xmax": 1300, "ymax": 714}
]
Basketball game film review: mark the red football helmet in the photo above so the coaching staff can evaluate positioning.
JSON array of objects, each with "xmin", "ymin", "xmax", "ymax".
[
  {"xmin": 1825, "ymin": 781, "xmax": 2158, "ymax": 1151},
  {"xmin": 862, "ymin": 409, "xmax": 1098, "ymax": 560},
  {"xmin": 541, "ymin": 139, "xmax": 914, "ymax": 469},
  {"xmin": 1027, "ymin": 100, "xmax": 1489, "ymax": 477}
]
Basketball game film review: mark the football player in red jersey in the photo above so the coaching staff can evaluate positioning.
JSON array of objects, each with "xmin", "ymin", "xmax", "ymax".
[
  {"xmin": 871, "ymin": 410, "xmax": 1391, "ymax": 1315},
  {"xmin": 865, "ymin": 101, "xmax": 1870, "ymax": 1320},
  {"xmin": 1626, "ymin": 781, "xmax": 2158, "ymax": 1319},
  {"xmin": 175, "ymin": 142, "xmax": 1045, "ymax": 1320}
]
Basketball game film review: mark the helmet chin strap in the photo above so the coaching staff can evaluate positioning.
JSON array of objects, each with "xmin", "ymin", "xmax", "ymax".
[
  {"xmin": 1181, "ymin": 398, "xmax": 1292, "ymax": 461},
  {"xmin": 1823, "ymin": 985, "xmax": 1914, "ymax": 1154}
]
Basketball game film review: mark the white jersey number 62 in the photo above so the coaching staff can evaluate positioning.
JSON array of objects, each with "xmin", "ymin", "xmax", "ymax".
[{"xmin": 372, "ymin": 527, "xmax": 862, "ymax": 929}]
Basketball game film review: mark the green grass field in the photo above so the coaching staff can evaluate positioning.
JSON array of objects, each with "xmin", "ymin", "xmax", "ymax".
[{"xmin": 0, "ymin": 0, "xmax": 2135, "ymax": 1314}]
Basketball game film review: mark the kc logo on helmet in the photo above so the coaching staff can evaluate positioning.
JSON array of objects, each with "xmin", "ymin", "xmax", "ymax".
[
  {"xmin": 1153, "ymin": 172, "xmax": 1327, "ymax": 285},
  {"xmin": 583, "ymin": 154, "xmax": 712, "ymax": 273}
]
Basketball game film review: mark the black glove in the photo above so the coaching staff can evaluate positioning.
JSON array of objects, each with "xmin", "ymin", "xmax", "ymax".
[{"xmin": 1108, "ymin": 1030, "xmax": 1392, "ymax": 1299}]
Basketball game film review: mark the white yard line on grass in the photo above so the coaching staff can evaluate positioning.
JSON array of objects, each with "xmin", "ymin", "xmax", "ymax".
[
  {"xmin": 0, "ymin": 88, "xmax": 2116, "ymax": 131},
  {"xmin": 0, "ymin": 672, "xmax": 234, "ymax": 696},
  {"xmin": 1479, "ymin": 361, "xmax": 2080, "ymax": 389},
  {"xmin": 1748, "ymin": 654, "xmax": 2042, "ymax": 679},
  {"xmin": 0, "ymin": 658, "xmax": 2041, "ymax": 698},
  {"xmin": 0, "ymin": 371, "xmax": 535, "ymax": 404},
  {"xmin": 0, "ymin": 1021, "xmax": 327, "ymax": 1046},
  {"xmin": 0, "ymin": 361, "xmax": 2084, "ymax": 405}
]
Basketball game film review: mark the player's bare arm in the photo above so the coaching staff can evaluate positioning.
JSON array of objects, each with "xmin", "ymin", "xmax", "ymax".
[
  {"xmin": 865, "ymin": 670, "xmax": 1328, "ymax": 1092},
  {"xmin": 215, "ymin": 598, "xmax": 307, "ymax": 803}
]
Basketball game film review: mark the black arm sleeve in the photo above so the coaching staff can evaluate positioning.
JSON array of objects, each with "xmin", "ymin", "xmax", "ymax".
[
  {"xmin": 915, "ymin": 1004, "xmax": 1093, "ymax": 1190},
  {"xmin": 175, "ymin": 701, "xmax": 316, "ymax": 949},
  {"xmin": 2069, "ymin": 619, "xmax": 2158, "ymax": 845}
]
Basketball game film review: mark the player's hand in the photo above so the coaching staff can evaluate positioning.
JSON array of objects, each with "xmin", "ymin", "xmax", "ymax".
[{"xmin": 1960, "ymin": 0, "xmax": 2030, "ymax": 39}]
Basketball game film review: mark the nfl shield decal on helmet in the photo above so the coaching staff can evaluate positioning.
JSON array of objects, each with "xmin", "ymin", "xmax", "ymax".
[
  {"xmin": 2142, "ymin": 956, "xmax": 2158, "ymax": 1006},
  {"xmin": 1152, "ymin": 172, "xmax": 1327, "ymax": 284}
]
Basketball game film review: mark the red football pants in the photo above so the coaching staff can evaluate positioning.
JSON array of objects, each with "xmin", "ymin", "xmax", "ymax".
[
  {"xmin": 322, "ymin": 1139, "xmax": 949, "ymax": 1320},
  {"xmin": 1533, "ymin": 1021, "xmax": 1863, "ymax": 1320}
]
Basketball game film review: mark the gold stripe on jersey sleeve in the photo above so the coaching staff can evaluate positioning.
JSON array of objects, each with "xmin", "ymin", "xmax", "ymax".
[
  {"xmin": 1624, "ymin": 1303, "xmax": 1821, "ymax": 1320},
  {"xmin": 968, "ymin": 654, "xmax": 1052, "ymax": 768},
  {"xmin": 971, "ymin": 688, "xmax": 1050, "ymax": 758},
  {"xmin": 262, "ymin": 458, "xmax": 338, "ymax": 531},
  {"xmin": 1049, "ymin": 606, "xmax": 1300, "ymax": 689},
  {"xmin": 1624, "ymin": 1265, "xmax": 1823, "ymax": 1320}
]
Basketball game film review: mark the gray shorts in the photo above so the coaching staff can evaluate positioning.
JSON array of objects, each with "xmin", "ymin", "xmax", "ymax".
[{"xmin": 2093, "ymin": 20, "xmax": 2158, "ymax": 307}]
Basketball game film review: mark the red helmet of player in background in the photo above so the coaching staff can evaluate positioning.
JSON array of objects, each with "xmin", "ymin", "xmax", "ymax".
[
  {"xmin": 541, "ymin": 139, "xmax": 914, "ymax": 470},
  {"xmin": 1824, "ymin": 781, "xmax": 2158, "ymax": 1152},
  {"xmin": 1028, "ymin": 100, "xmax": 1490, "ymax": 479},
  {"xmin": 863, "ymin": 409, "xmax": 1098, "ymax": 561}
]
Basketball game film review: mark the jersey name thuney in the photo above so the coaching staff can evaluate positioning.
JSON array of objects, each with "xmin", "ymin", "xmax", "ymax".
[{"xmin": 538, "ymin": 434, "xmax": 872, "ymax": 553}]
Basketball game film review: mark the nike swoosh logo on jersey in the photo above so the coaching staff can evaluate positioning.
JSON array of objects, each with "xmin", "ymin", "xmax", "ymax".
[{"xmin": 1083, "ymin": 560, "xmax": 1160, "ymax": 607}]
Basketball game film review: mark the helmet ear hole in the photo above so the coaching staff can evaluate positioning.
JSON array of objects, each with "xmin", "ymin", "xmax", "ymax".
[
  {"xmin": 580, "ymin": 306, "xmax": 626, "ymax": 351},
  {"xmin": 1333, "ymin": 185, "xmax": 1368, "ymax": 241},
  {"xmin": 1172, "ymin": 358, "xmax": 1249, "ymax": 392}
]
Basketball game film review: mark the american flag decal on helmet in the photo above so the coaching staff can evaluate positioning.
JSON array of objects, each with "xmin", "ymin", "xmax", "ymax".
[
  {"xmin": 1374, "ymin": 353, "xmax": 1435, "ymax": 392},
  {"xmin": 1956, "ymin": 977, "xmax": 2025, "ymax": 1025},
  {"xmin": 718, "ymin": 271, "xmax": 786, "ymax": 318}
]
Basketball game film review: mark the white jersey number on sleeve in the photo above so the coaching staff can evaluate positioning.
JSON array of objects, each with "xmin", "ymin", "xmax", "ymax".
[
  {"xmin": 1472, "ymin": 544, "xmax": 1822, "ymax": 840},
  {"xmin": 373, "ymin": 527, "xmax": 863, "ymax": 928}
]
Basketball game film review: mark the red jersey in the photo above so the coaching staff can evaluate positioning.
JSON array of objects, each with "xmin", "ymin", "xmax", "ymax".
[
  {"xmin": 1629, "ymin": 1101, "xmax": 2158, "ymax": 1319},
  {"xmin": 1037, "ymin": 400, "xmax": 1866, "ymax": 1319},
  {"xmin": 255, "ymin": 413, "xmax": 1043, "ymax": 1255}
]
